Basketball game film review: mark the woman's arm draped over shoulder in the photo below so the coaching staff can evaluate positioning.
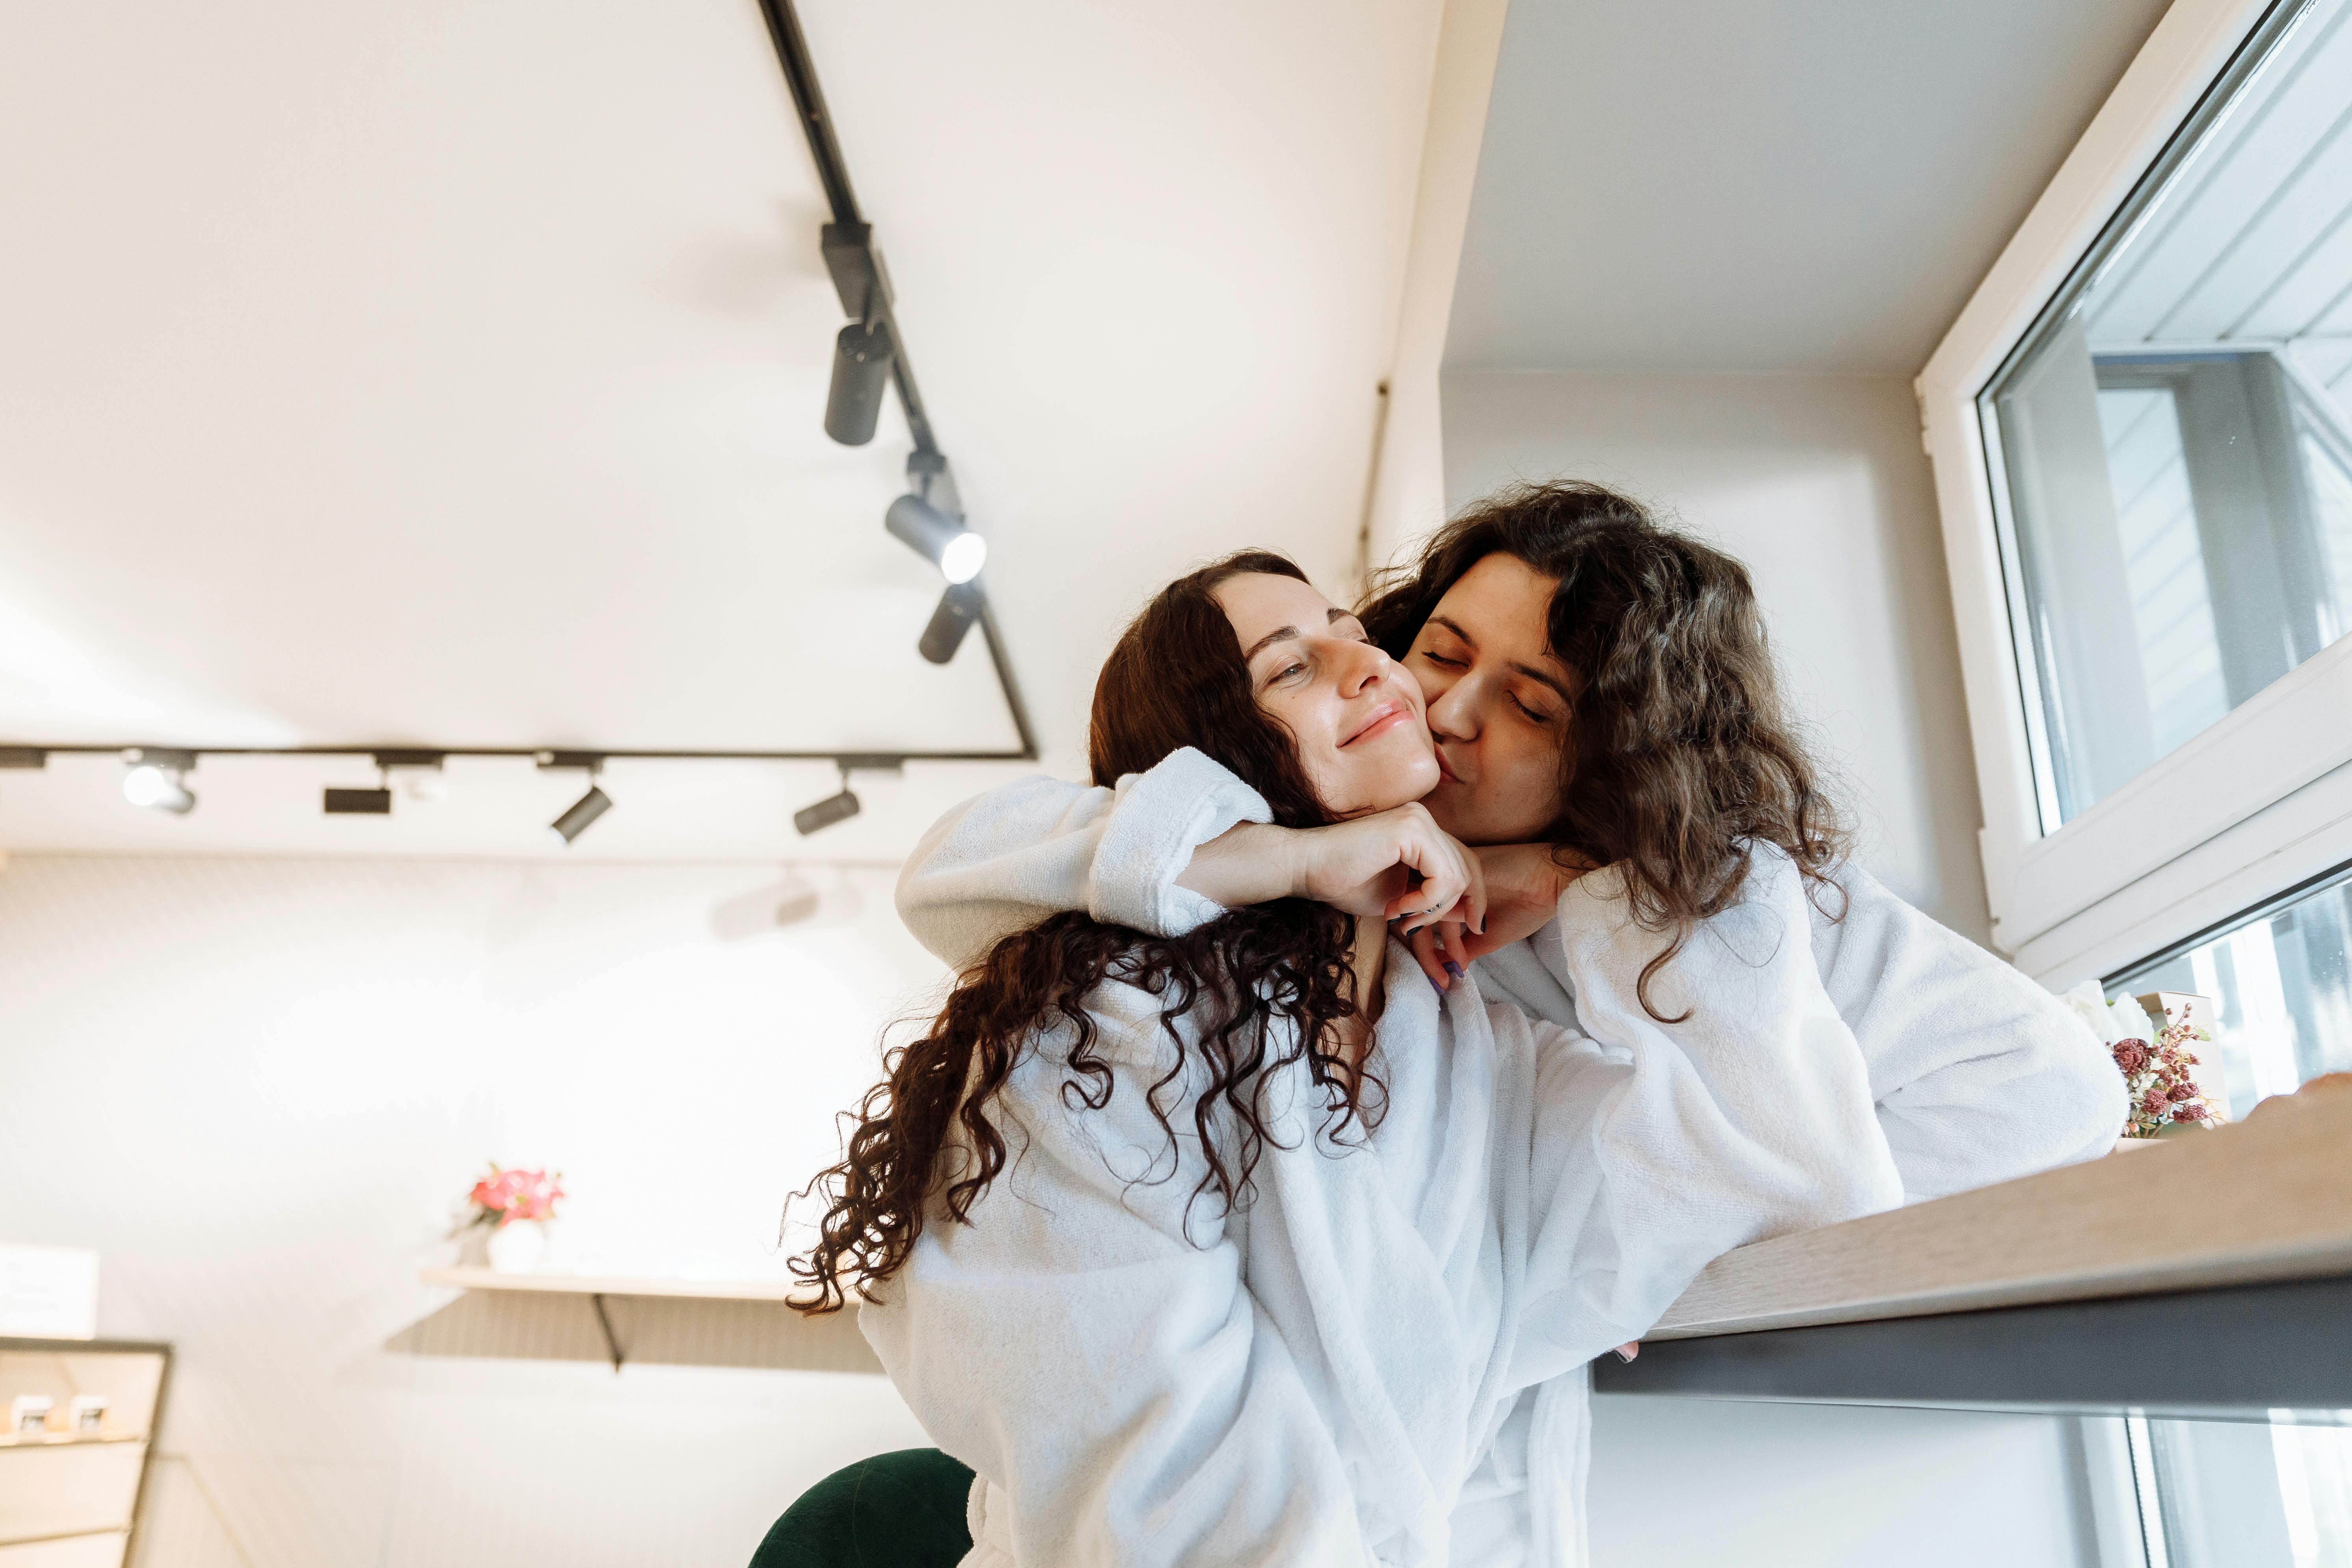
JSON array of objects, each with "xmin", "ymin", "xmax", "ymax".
[
  {"xmin": 1813, "ymin": 869, "xmax": 2125, "ymax": 1199},
  {"xmin": 894, "ymin": 749, "xmax": 1269, "ymax": 972},
  {"xmin": 895, "ymin": 750, "xmax": 1484, "ymax": 973},
  {"xmin": 858, "ymin": 1001, "xmax": 1381, "ymax": 1568},
  {"xmin": 1501, "ymin": 844, "xmax": 1908, "ymax": 1385}
]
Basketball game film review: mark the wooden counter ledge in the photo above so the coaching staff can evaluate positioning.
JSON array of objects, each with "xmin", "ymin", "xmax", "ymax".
[{"xmin": 1649, "ymin": 1086, "xmax": 2352, "ymax": 1341}]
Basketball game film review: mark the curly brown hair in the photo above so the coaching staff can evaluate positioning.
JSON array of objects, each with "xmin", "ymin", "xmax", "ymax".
[
  {"xmin": 790, "ymin": 552, "xmax": 1377, "ymax": 1313},
  {"xmin": 1359, "ymin": 481, "xmax": 1844, "ymax": 1017}
]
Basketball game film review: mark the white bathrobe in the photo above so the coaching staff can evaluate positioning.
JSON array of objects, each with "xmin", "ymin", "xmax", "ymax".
[
  {"xmin": 893, "ymin": 749, "xmax": 2126, "ymax": 1203},
  {"xmin": 862, "ymin": 844, "xmax": 1907, "ymax": 1568}
]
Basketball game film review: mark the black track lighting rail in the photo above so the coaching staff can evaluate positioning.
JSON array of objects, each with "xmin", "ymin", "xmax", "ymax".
[
  {"xmin": 752, "ymin": 0, "xmax": 1036, "ymax": 759},
  {"xmin": 0, "ymin": 0, "xmax": 1040, "ymax": 794},
  {"xmin": 752, "ymin": 0, "xmax": 942, "ymax": 459}
]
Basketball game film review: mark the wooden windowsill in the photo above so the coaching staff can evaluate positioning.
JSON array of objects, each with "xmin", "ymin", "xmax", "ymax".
[{"xmin": 1648, "ymin": 1088, "xmax": 2352, "ymax": 1341}]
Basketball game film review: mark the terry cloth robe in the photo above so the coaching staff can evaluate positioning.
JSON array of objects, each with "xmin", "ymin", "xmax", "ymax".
[
  {"xmin": 860, "ymin": 846, "xmax": 1907, "ymax": 1568},
  {"xmin": 894, "ymin": 749, "xmax": 2126, "ymax": 1204}
]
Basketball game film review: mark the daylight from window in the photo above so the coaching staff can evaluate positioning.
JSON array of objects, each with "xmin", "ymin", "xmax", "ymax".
[
  {"xmin": 1984, "ymin": 0, "xmax": 2352, "ymax": 828},
  {"xmin": 2113, "ymin": 861, "xmax": 2352, "ymax": 1117},
  {"xmin": 2136, "ymin": 1415, "xmax": 2352, "ymax": 1568}
]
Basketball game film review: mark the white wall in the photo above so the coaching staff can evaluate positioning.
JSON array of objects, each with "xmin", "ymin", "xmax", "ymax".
[
  {"xmin": 0, "ymin": 853, "xmax": 942, "ymax": 1568},
  {"xmin": 1587, "ymin": 1398, "xmax": 2101, "ymax": 1567},
  {"xmin": 1441, "ymin": 369, "xmax": 1992, "ymax": 942},
  {"xmin": 1443, "ymin": 369, "xmax": 2098, "ymax": 1566}
]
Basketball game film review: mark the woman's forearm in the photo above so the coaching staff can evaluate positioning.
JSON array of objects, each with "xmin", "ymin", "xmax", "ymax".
[{"xmin": 1173, "ymin": 821, "xmax": 1302, "ymax": 907}]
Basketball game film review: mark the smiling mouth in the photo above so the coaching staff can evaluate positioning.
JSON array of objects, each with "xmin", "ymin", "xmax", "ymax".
[{"xmin": 1340, "ymin": 702, "xmax": 1412, "ymax": 747}]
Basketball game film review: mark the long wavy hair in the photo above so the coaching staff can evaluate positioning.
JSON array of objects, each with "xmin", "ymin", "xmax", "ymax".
[
  {"xmin": 1360, "ymin": 481, "xmax": 1844, "ymax": 1017},
  {"xmin": 791, "ymin": 551, "xmax": 1374, "ymax": 1313}
]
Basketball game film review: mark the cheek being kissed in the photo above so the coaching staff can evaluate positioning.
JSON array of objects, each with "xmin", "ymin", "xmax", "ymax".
[{"xmin": 1212, "ymin": 571, "xmax": 1440, "ymax": 818}]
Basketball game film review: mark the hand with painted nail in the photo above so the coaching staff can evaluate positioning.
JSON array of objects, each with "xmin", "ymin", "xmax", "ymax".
[
  {"xmin": 1409, "ymin": 842, "xmax": 1598, "ymax": 991},
  {"xmin": 1237, "ymin": 803, "xmax": 1487, "ymax": 935}
]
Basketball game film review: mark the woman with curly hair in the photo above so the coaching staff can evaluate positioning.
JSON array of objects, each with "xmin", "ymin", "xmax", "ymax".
[
  {"xmin": 899, "ymin": 482, "xmax": 2123, "ymax": 1207},
  {"xmin": 802, "ymin": 549, "xmax": 1904, "ymax": 1566}
]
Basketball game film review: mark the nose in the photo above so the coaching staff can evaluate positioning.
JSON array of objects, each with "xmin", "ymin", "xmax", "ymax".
[
  {"xmin": 1425, "ymin": 667, "xmax": 1477, "ymax": 740},
  {"xmin": 1334, "ymin": 637, "xmax": 1388, "ymax": 696}
]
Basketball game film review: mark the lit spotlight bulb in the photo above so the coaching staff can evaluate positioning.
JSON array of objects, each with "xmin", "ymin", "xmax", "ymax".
[
  {"xmin": 939, "ymin": 529, "xmax": 987, "ymax": 586},
  {"xmin": 121, "ymin": 750, "xmax": 196, "ymax": 814},
  {"xmin": 886, "ymin": 493, "xmax": 986, "ymax": 585}
]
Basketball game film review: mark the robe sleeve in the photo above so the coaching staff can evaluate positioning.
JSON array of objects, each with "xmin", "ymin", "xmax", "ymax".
[
  {"xmin": 894, "ymin": 749, "xmax": 1270, "ymax": 971},
  {"xmin": 858, "ymin": 1011, "xmax": 1378, "ymax": 1568},
  {"xmin": 1503, "ymin": 843, "xmax": 1908, "ymax": 1386},
  {"xmin": 1811, "ymin": 867, "xmax": 2126, "ymax": 1199}
]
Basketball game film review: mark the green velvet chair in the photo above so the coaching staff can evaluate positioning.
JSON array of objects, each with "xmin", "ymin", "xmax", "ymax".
[{"xmin": 749, "ymin": 1447, "xmax": 976, "ymax": 1568}]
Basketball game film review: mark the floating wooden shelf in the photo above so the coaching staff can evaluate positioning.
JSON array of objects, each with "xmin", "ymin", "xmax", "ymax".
[
  {"xmin": 413, "ymin": 1267, "xmax": 872, "ymax": 1374},
  {"xmin": 418, "ymin": 1268, "xmax": 801, "ymax": 1302}
]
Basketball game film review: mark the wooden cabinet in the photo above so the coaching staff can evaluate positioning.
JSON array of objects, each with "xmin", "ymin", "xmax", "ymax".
[{"xmin": 0, "ymin": 1342, "xmax": 168, "ymax": 1566}]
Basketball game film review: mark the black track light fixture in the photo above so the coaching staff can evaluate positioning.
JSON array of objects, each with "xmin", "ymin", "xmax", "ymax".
[
  {"xmin": 0, "ymin": 746, "xmax": 43, "ymax": 806},
  {"xmin": 825, "ymin": 318, "xmax": 894, "ymax": 446},
  {"xmin": 121, "ymin": 748, "xmax": 197, "ymax": 814},
  {"xmin": 885, "ymin": 493, "xmax": 986, "ymax": 585},
  {"xmin": 551, "ymin": 786, "xmax": 613, "ymax": 845},
  {"xmin": 919, "ymin": 582, "xmax": 984, "ymax": 665},
  {"xmin": 324, "ymin": 786, "xmax": 391, "ymax": 815},
  {"xmin": 793, "ymin": 756, "xmax": 898, "ymax": 836},
  {"xmin": 324, "ymin": 751, "xmax": 425, "ymax": 816},
  {"xmin": 539, "ymin": 752, "xmax": 613, "ymax": 846},
  {"xmin": 793, "ymin": 768, "xmax": 860, "ymax": 836}
]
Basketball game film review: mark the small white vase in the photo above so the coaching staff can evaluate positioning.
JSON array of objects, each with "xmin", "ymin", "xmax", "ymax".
[{"xmin": 486, "ymin": 1220, "xmax": 549, "ymax": 1274}]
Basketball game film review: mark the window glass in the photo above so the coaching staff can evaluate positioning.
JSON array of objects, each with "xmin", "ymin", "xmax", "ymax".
[
  {"xmin": 2132, "ymin": 1414, "xmax": 2352, "ymax": 1567},
  {"xmin": 2110, "ymin": 861, "xmax": 2352, "ymax": 1117},
  {"xmin": 1981, "ymin": 0, "xmax": 2352, "ymax": 828}
]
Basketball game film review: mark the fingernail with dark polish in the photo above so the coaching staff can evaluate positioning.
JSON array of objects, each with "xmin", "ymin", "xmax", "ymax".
[
  {"xmin": 1429, "ymin": 974, "xmax": 1445, "ymax": 994},
  {"xmin": 1443, "ymin": 961, "xmax": 1465, "ymax": 980}
]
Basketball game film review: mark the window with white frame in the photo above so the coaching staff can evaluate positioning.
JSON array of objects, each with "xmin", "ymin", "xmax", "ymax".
[
  {"xmin": 1981, "ymin": 0, "xmax": 2352, "ymax": 834},
  {"xmin": 1919, "ymin": 0, "xmax": 2352, "ymax": 975}
]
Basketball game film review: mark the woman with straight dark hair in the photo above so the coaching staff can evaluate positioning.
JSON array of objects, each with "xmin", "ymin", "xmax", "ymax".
[
  {"xmin": 899, "ymin": 483, "xmax": 2123, "ymax": 1208},
  {"xmin": 804, "ymin": 550, "xmax": 1903, "ymax": 1566}
]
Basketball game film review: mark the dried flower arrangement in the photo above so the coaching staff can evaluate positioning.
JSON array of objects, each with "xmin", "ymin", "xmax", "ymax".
[
  {"xmin": 2112, "ymin": 1004, "xmax": 2226, "ymax": 1138},
  {"xmin": 2063, "ymin": 983, "xmax": 2228, "ymax": 1141}
]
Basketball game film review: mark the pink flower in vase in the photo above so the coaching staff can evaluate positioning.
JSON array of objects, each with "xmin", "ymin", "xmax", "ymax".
[
  {"xmin": 466, "ymin": 1164, "xmax": 566, "ymax": 1229},
  {"xmin": 2112, "ymin": 1039, "xmax": 2151, "ymax": 1074}
]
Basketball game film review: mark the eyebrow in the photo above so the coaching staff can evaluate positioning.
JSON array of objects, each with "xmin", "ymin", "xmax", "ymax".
[
  {"xmin": 1510, "ymin": 661, "xmax": 1577, "ymax": 706},
  {"xmin": 1243, "ymin": 607, "xmax": 1352, "ymax": 662},
  {"xmin": 1426, "ymin": 615, "xmax": 1574, "ymax": 706}
]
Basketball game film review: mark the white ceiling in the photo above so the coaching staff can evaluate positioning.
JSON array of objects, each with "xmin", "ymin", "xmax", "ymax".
[
  {"xmin": 1445, "ymin": 0, "xmax": 2175, "ymax": 374},
  {"xmin": 0, "ymin": 0, "xmax": 1443, "ymax": 857}
]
